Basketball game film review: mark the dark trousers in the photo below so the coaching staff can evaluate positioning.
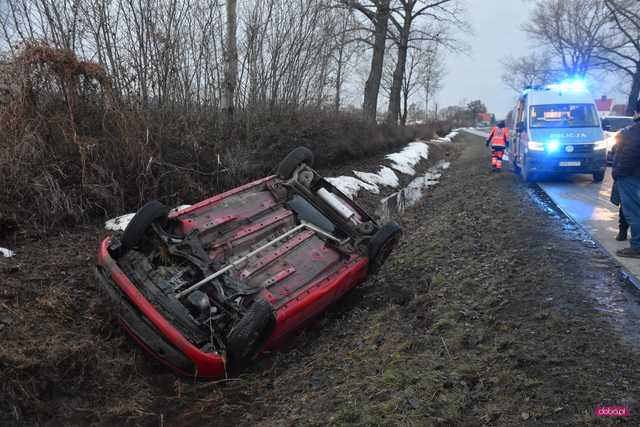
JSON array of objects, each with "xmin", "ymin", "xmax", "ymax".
[
  {"xmin": 620, "ymin": 206, "xmax": 629, "ymax": 231},
  {"xmin": 617, "ymin": 176, "xmax": 640, "ymax": 250}
]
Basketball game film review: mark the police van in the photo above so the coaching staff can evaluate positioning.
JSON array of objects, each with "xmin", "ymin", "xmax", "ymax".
[{"xmin": 508, "ymin": 81, "xmax": 607, "ymax": 183}]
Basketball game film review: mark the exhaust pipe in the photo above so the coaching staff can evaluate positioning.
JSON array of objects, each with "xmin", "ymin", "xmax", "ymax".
[{"xmin": 317, "ymin": 188, "xmax": 360, "ymax": 224}]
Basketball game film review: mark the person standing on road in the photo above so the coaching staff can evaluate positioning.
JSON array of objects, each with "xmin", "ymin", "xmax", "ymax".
[
  {"xmin": 486, "ymin": 121, "xmax": 509, "ymax": 171},
  {"xmin": 610, "ymin": 180, "xmax": 629, "ymax": 241},
  {"xmin": 612, "ymin": 99, "xmax": 640, "ymax": 257}
]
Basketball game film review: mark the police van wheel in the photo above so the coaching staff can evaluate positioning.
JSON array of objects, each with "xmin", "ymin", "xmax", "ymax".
[
  {"xmin": 513, "ymin": 161, "xmax": 521, "ymax": 175},
  {"xmin": 522, "ymin": 163, "xmax": 536, "ymax": 183},
  {"xmin": 593, "ymin": 171, "xmax": 605, "ymax": 183}
]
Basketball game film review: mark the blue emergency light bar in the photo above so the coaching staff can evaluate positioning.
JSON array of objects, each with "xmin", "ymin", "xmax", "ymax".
[
  {"xmin": 522, "ymin": 79, "xmax": 587, "ymax": 95},
  {"xmin": 546, "ymin": 79, "xmax": 586, "ymax": 92}
]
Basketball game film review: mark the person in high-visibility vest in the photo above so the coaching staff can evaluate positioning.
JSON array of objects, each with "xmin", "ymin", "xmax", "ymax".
[{"xmin": 485, "ymin": 121, "xmax": 509, "ymax": 171}]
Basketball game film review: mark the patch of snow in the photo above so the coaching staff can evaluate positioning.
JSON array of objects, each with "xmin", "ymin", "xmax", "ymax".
[
  {"xmin": 1, "ymin": 247, "xmax": 15, "ymax": 258},
  {"xmin": 385, "ymin": 142, "xmax": 429, "ymax": 175},
  {"xmin": 354, "ymin": 166, "xmax": 400, "ymax": 188},
  {"xmin": 326, "ymin": 176, "xmax": 379, "ymax": 199},
  {"xmin": 105, "ymin": 213, "xmax": 135, "ymax": 232},
  {"xmin": 432, "ymin": 160, "xmax": 451, "ymax": 170},
  {"xmin": 170, "ymin": 204, "xmax": 192, "ymax": 214},
  {"xmin": 105, "ymin": 204, "xmax": 193, "ymax": 232},
  {"xmin": 431, "ymin": 130, "xmax": 459, "ymax": 143}
]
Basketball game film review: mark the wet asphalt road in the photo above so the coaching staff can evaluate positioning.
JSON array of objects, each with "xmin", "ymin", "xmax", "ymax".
[{"xmin": 463, "ymin": 128, "xmax": 640, "ymax": 288}]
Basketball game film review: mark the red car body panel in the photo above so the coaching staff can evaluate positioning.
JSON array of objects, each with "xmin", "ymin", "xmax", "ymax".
[{"xmin": 96, "ymin": 175, "xmax": 372, "ymax": 378}]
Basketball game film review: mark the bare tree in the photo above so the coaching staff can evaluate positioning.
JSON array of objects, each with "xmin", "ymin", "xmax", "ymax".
[
  {"xmin": 595, "ymin": 0, "xmax": 640, "ymax": 115},
  {"xmin": 223, "ymin": 0, "xmax": 238, "ymax": 118},
  {"xmin": 343, "ymin": 0, "xmax": 391, "ymax": 123},
  {"xmin": 384, "ymin": 0, "xmax": 462, "ymax": 125},
  {"xmin": 417, "ymin": 42, "xmax": 444, "ymax": 121},
  {"xmin": 524, "ymin": 0, "xmax": 610, "ymax": 77},
  {"xmin": 500, "ymin": 52, "xmax": 561, "ymax": 92}
]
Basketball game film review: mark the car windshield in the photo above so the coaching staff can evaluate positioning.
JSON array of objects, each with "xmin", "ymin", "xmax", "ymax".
[
  {"xmin": 529, "ymin": 104, "xmax": 600, "ymax": 128},
  {"xmin": 602, "ymin": 117, "xmax": 633, "ymax": 131}
]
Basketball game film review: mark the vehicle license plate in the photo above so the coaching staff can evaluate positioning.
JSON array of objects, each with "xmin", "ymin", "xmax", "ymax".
[{"xmin": 559, "ymin": 161, "xmax": 581, "ymax": 167}]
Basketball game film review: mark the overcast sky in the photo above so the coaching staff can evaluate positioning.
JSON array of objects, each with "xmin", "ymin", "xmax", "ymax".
[
  {"xmin": 434, "ymin": 0, "xmax": 533, "ymax": 118},
  {"xmin": 435, "ymin": 0, "xmax": 628, "ymax": 118}
]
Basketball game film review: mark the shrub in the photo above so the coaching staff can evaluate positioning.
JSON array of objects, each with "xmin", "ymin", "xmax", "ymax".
[{"xmin": 0, "ymin": 46, "xmax": 443, "ymax": 231}]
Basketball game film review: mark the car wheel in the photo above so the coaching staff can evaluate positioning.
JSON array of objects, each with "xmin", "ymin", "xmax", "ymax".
[
  {"xmin": 121, "ymin": 200, "xmax": 170, "ymax": 249},
  {"xmin": 277, "ymin": 147, "xmax": 314, "ymax": 179},
  {"xmin": 593, "ymin": 171, "xmax": 605, "ymax": 183},
  {"xmin": 368, "ymin": 222, "xmax": 402, "ymax": 275},
  {"xmin": 226, "ymin": 299, "xmax": 275, "ymax": 373}
]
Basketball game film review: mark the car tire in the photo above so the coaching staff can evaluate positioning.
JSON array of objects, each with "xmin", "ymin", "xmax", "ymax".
[
  {"xmin": 593, "ymin": 171, "xmax": 605, "ymax": 183},
  {"xmin": 368, "ymin": 222, "xmax": 402, "ymax": 275},
  {"xmin": 121, "ymin": 200, "xmax": 170, "ymax": 249},
  {"xmin": 226, "ymin": 299, "xmax": 275, "ymax": 373},
  {"xmin": 277, "ymin": 147, "xmax": 314, "ymax": 179}
]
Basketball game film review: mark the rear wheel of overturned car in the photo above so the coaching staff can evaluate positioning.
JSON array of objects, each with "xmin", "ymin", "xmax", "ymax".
[
  {"xmin": 277, "ymin": 147, "xmax": 314, "ymax": 179},
  {"xmin": 121, "ymin": 200, "xmax": 170, "ymax": 249},
  {"xmin": 368, "ymin": 222, "xmax": 402, "ymax": 275},
  {"xmin": 226, "ymin": 299, "xmax": 276, "ymax": 373}
]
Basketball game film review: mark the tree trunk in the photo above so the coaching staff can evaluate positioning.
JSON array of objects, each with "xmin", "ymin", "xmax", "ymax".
[
  {"xmin": 401, "ymin": 90, "xmax": 408, "ymax": 126},
  {"xmin": 362, "ymin": 0, "xmax": 390, "ymax": 123},
  {"xmin": 386, "ymin": 17, "xmax": 411, "ymax": 125},
  {"xmin": 223, "ymin": 0, "xmax": 238, "ymax": 119},
  {"xmin": 335, "ymin": 46, "xmax": 344, "ymax": 113},
  {"xmin": 625, "ymin": 64, "xmax": 640, "ymax": 116},
  {"xmin": 424, "ymin": 85, "xmax": 430, "ymax": 122}
]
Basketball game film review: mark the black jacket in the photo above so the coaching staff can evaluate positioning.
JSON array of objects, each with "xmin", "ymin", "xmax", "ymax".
[{"xmin": 613, "ymin": 117, "xmax": 640, "ymax": 179}]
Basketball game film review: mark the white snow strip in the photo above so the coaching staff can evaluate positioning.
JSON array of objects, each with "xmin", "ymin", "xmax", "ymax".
[
  {"xmin": 385, "ymin": 142, "xmax": 429, "ymax": 175},
  {"xmin": 326, "ymin": 176, "xmax": 379, "ymax": 199},
  {"xmin": 170, "ymin": 205, "xmax": 192, "ymax": 214},
  {"xmin": 1, "ymin": 247, "xmax": 15, "ymax": 258},
  {"xmin": 105, "ymin": 213, "xmax": 136, "ymax": 232},
  {"xmin": 354, "ymin": 166, "xmax": 400, "ymax": 188},
  {"xmin": 431, "ymin": 130, "xmax": 459, "ymax": 144},
  {"xmin": 431, "ymin": 160, "xmax": 451, "ymax": 170},
  {"xmin": 104, "ymin": 204, "xmax": 192, "ymax": 231}
]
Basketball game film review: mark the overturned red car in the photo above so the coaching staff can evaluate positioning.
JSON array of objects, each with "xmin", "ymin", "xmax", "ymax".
[{"xmin": 95, "ymin": 148, "xmax": 401, "ymax": 378}]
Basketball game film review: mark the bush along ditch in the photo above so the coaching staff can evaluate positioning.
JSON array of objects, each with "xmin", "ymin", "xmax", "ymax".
[{"xmin": 0, "ymin": 45, "xmax": 453, "ymax": 233}]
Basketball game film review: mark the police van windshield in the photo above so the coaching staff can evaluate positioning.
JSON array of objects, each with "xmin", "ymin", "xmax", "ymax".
[{"xmin": 529, "ymin": 104, "xmax": 600, "ymax": 128}]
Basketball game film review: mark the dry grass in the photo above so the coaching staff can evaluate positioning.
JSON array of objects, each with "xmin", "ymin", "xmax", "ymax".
[{"xmin": 0, "ymin": 45, "xmax": 449, "ymax": 233}]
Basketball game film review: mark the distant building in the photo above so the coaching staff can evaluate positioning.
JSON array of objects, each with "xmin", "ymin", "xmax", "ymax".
[
  {"xmin": 595, "ymin": 95, "xmax": 614, "ymax": 117},
  {"xmin": 612, "ymin": 104, "xmax": 629, "ymax": 116},
  {"xmin": 476, "ymin": 112, "xmax": 492, "ymax": 125}
]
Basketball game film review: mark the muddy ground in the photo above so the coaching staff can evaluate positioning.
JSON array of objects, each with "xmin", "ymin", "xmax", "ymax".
[{"xmin": 2, "ymin": 133, "xmax": 640, "ymax": 425}]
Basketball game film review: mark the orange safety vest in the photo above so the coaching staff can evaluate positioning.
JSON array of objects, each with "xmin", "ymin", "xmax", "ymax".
[{"xmin": 489, "ymin": 127, "xmax": 508, "ymax": 147}]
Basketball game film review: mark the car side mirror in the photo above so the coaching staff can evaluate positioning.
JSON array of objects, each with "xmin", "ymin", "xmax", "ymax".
[{"xmin": 516, "ymin": 121, "xmax": 525, "ymax": 133}]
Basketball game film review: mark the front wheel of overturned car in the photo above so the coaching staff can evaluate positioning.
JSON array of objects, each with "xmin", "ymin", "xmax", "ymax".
[
  {"xmin": 121, "ymin": 200, "xmax": 170, "ymax": 249},
  {"xmin": 226, "ymin": 299, "xmax": 276, "ymax": 374},
  {"xmin": 277, "ymin": 147, "xmax": 314, "ymax": 180},
  {"xmin": 368, "ymin": 222, "xmax": 402, "ymax": 275}
]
